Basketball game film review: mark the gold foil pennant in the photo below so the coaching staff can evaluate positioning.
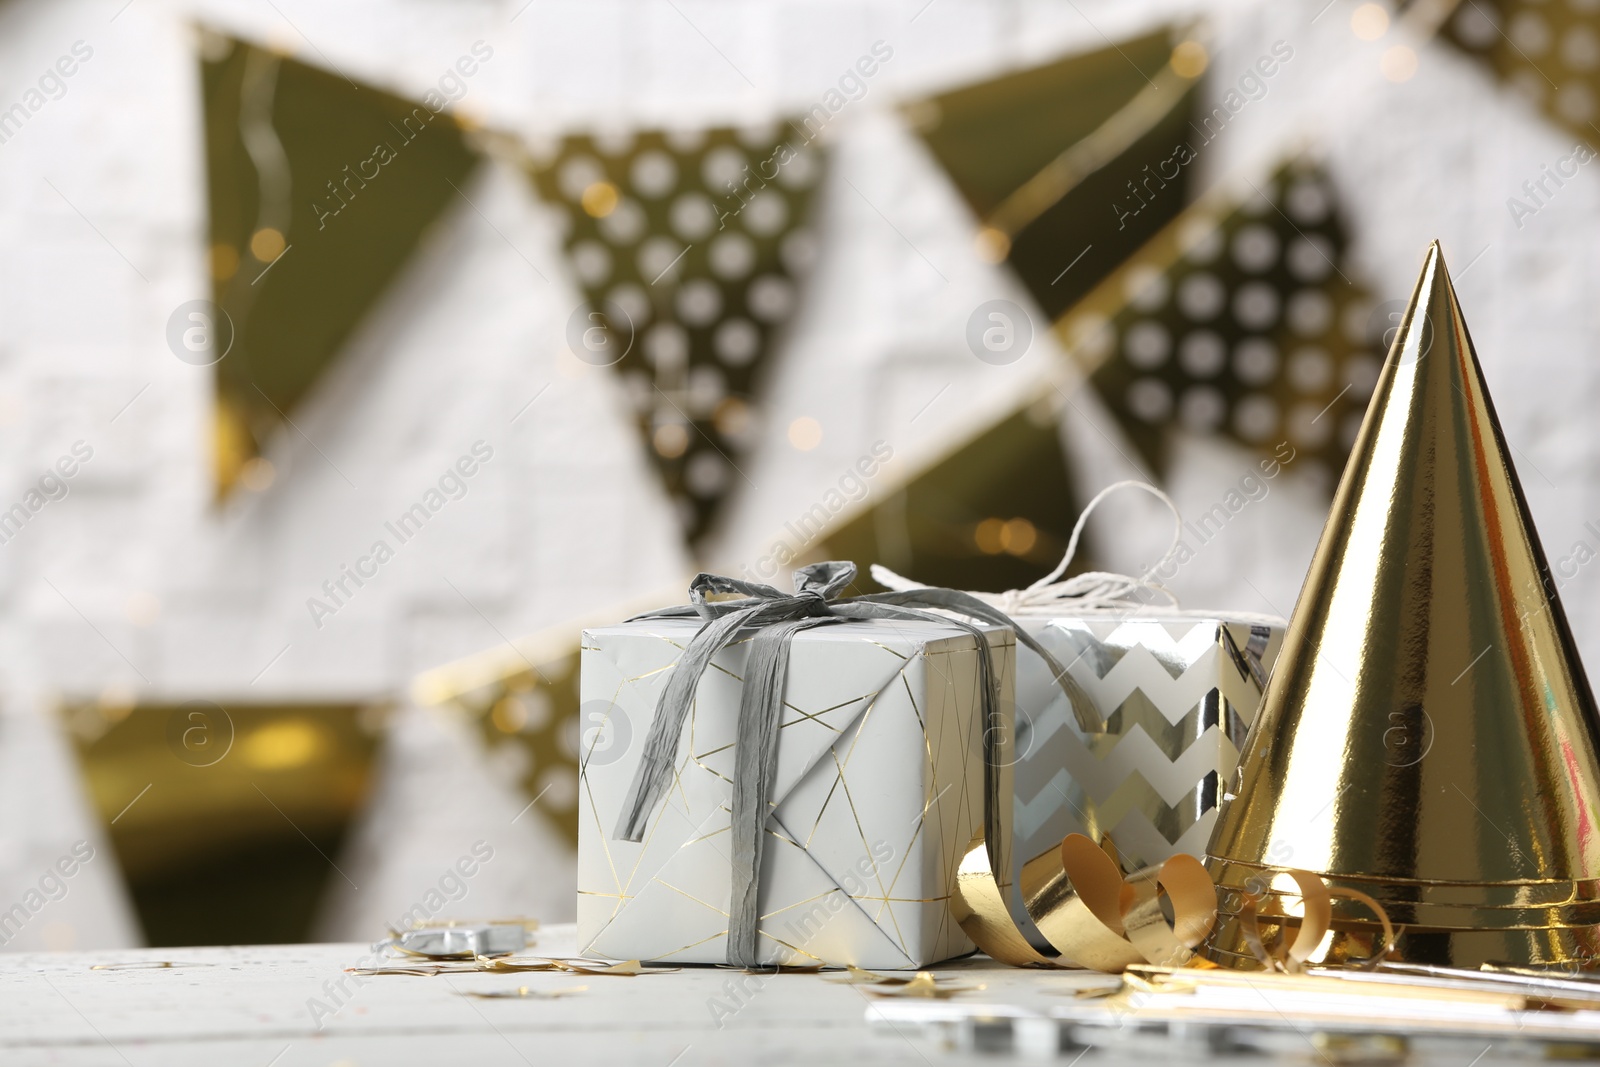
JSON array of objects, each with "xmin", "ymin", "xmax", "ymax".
[{"xmin": 347, "ymin": 957, "xmax": 557, "ymax": 978}]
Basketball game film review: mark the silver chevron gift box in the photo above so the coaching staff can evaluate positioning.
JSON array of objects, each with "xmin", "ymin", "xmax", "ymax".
[{"xmin": 1012, "ymin": 615, "xmax": 1283, "ymax": 874}]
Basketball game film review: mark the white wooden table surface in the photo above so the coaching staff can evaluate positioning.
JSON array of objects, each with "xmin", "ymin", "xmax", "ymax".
[{"xmin": 0, "ymin": 926, "xmax": 1566, "ymax": 1065}]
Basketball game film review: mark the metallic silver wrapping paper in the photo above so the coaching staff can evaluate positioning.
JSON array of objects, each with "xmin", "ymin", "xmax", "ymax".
[{"xmin": 1011, "ymin": 616, "xmax": 1283, "ymax": 880}]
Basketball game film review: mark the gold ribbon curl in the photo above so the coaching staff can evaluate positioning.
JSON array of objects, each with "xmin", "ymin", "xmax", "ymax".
[
  {"xmin": 1239, "ymin": 872, "xmax": 1398, "ymax": 973},
  {"xmin": 954, "ymin": 832, "xmax": 1394, "ymax": 973},
  {"xmin": 954, "ymin": 831, "xmax": 1216, "ymax": 971}
]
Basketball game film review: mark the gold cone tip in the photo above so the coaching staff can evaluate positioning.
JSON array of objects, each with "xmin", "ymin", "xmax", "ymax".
[{"xmin": 1206, "ymin": 244, "xmax": 1600, "ymax": 915}]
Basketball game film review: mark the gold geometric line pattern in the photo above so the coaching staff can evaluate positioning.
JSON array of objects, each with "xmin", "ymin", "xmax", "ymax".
[
  {"xmin": 759, "ymin": 886, "xmax": 846, "ymax": 922},
  {"xmin": 826, "ymin": 746, "xmax": 910, "ymax": 958},
  {"xmin": 902, "ymin": 672, "xmax": 925, "ymax": 733},
  {"xmin": 647, "ymin": 929, "xmax": 733, "ymax": 960},
  {"xmin": 804, "ymin": 772, "xmax": 844, "ymax": 850},
  {"xmin": 755, "ymin": 930, "xmax": 826, "ymax": 964},
  {"xmin": 862, "ymin": 639, "xmax": 910, "ymax": 661},
  {"xmin": 582, "ymin": 761, "xmax": 623, "ymax": 914},
  {"xmin": 763, "ymin": 815, "xmax": 911, "ymax": 965},
  {"xmin": 651, "ymin": 876, "xmax": 731, "ymax": 918},
  {"xmin": 685, "ymin": 825, "xmax": 730, "ymax": 846}
]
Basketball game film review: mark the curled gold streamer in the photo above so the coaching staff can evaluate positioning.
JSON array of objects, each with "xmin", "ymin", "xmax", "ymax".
[
  {"xmin": 1124, "ymin": 853, "xmax": 1217, "ymax": 966},
  {"xmin": 1240, "ymin": 869, "xmax": 1329, "ymax": 971},
  {"xmin": 955, "ymin": 834, "xmax": 1394, "ymax": 974},
  {"xmin": 952, "ymin": 833, "xmax": 1056, "ymax": 967},
  {"xmin": 1241, "ymin": 877, "xmax": 1399, "ymax": 973},
  {"xmin": 956, "ymin": 832, "xmax": 1217, "ymax": 971}
]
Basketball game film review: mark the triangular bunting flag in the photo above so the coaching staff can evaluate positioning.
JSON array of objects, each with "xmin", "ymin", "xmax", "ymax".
[
  {"xmin": 430, "ymin": 646, "xmax": 583, "ymax": 850},
  {"xmin": 909, "ymin": 30, "xmax": 1202, "ymax": 320},
  {"xmin": 314, "ymin": 702, "xmax": 578, "ymax": 939},
  {"xmin": 407, "ymin": 588, "xmax": 681, "ymax": 849},
  {"xmin": 527, "ymin": 128, "xmax": 823, "ymax": 544},
  {"xmin": 1058, "ymin": 158, "xmax": 1384, "ymax": 488},
  {"xmin": 69, "ymin": 698, "xmax": 379, "ymax": 944},
  {"xmin": 1428, "ymin": 0, "xmax": 1600, "ymax": 141},
  {"xmin": 201, "ymin": 32, "xmax": 477, "ymax": 493},
  {"xmin": 0, "ymin": 700, "xmax": 141, "ymax": 951}
]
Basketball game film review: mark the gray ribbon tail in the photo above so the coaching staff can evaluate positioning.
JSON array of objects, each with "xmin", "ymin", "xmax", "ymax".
[
  {"xmin": 727, "ymin": 617, "xmax": 832, "ymax": 968},
  {"xmin": 613, "ymin": 606, "xmax": 757, "ymax": 842},
  {"xmin": 614, "ymin": 591, "xmax": 834, "ymax": 842}
]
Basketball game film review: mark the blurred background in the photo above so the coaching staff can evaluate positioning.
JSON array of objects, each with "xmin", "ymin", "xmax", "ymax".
[{"xmin": 1, "ymin": 0, "xmax": 1595, "ymax": 951}]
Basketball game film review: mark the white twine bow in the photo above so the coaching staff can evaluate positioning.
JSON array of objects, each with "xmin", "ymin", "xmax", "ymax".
[{"xmin": 873, "ymin": 480, "xmax": 1187, "ymax": 617}]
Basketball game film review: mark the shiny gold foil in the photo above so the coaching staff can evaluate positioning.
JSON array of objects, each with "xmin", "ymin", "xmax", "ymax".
[
  {"xmin": 953, "ymin": 831, "xmax": 1215, "ymax": 970},
  {"xmin": 1203, "ymin": 243, "xmax": 1600, "ymax": 968},
  {"xmin": 951, "ymin": 834, "xmax": 1057, "ymax": 967},
  {"xmin": 1207, "ymin": 915, "xmax": 1600, "ymax": 971}
]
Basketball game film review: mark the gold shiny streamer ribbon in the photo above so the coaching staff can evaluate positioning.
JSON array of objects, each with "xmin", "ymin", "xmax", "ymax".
[
  {"xmin": 954, "ymin": 831, "xmax": 1216, "ymax": 971},
  {"xmin": 954, "ymin": 832, "xmax": 1394, "ymax": 973},
  {"xmin": 1239, "ymin": 874, "xmax": 1398, "ymax": 973}
]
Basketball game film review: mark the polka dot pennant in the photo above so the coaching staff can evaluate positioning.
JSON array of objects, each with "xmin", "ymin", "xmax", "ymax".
[
  {"xmin": 416, "ymin": 644, "xmax": 586, "ymax": 849},
  {"xmin": 1067, "ymin": 159, "xmax": 1384, "ymax": 490},
  {"xmin": 527, "ymin": 127, "xmax": 823, "ymax": 545},
  {"xmin": 1433, "ymin": 0, "xmax": 1600, "ymax": 136}
]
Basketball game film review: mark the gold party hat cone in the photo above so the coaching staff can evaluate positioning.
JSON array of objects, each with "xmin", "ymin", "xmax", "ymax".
[{"xmin": 1204, "ymin": 242, "xmax": 1600, "ymax": 969}]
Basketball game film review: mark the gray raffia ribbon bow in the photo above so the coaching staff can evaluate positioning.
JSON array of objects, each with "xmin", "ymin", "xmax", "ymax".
[{"xmin": 612, "ymin": 560, "xmax": 1101, "ymax": 969}]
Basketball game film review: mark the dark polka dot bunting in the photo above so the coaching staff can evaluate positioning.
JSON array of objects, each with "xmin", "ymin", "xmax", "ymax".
[
  {"xmin": 1064, "ymin": 159, "xmax": 1384, "ymax": 491},
  {"xmin": 527, "ymin": 127, "xmax": 823, "ymax": 545},
  {"xmin": 1430, "ymin": 0, "xmax": 1600, "ymax": 137}
]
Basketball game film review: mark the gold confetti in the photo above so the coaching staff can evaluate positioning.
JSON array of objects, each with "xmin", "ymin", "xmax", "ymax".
[
  {"xmin": 473, "ymin": 956, "xmax": 566, "ymax": 974},
  {"xmin": 350, "ymin": 956, "xmax": 679, "ymax": 978},
  {"xmin": 556, "ymin": 958, "xmax": 679, "ymax": 976},
  {"xmin": 1070, "ymin": 986, "xmax": 1121, "ymax": 1000},
  {"xmin": 350, "ymin": 955, "xmax": 565, "ymax": 978},
  {"xmin": 460, "ymin": 985, "xmax": 588, "ymax": 1000},
  {"xmin": 824, "ymin": 966, "xmax": 900, "ymax": 985},
  {"xmin": 861, "ymin": 972, "xmax": 981, "ymax": 999},
  {"xmin": 348, "ymin": 965, "xmax": 456, "ymax": 977}
]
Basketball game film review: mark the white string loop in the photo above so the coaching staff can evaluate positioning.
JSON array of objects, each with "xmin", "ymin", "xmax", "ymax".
[{"xmin": 872, "ymin": 480, "xmax": 1187, "ymax": 617}]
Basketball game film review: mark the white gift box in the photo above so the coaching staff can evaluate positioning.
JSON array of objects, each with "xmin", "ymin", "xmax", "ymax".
[
  {"xmin": 1011, "ymin": 616, "xmax": 1284, "ymax": 875},
  {"xmin": 577, "ymin": 616, "xmax": 1014, "ymax": 968}
]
